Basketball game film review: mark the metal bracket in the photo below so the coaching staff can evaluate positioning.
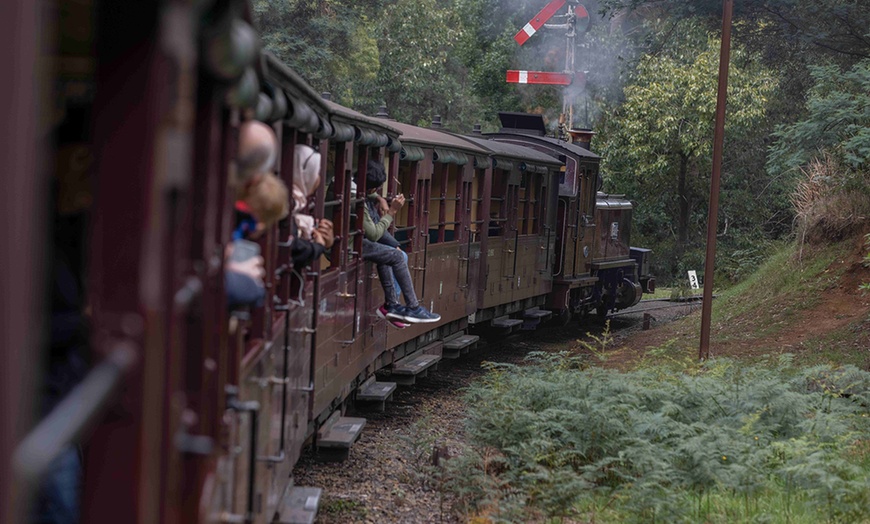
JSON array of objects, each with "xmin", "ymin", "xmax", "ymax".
[
  {"xmin": 257, "ymin": 449, "xmax": 285, "ymax": 464},
  {"xmin": 174, "ymin": 430, "xmax": 214, "ymax": 456},
  {"xmin": 214, "ymin": 511, "xmax": 246, "ymax": 523},
  {"xmin": 274, "ymin": 264, "xmax": 291, "ymax": 278}
]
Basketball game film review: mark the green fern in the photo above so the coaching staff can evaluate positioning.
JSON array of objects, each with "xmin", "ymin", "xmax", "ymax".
[{"xmin": 452, "ymin": 355, "xmax": 870, "ymax": 522}]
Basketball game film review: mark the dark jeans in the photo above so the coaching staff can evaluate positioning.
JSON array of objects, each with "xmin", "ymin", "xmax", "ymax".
[
  {"xmin": 362, "ymin": 239, "xmax": 419, "ymax": 308},
  {"xmin": 30, "ymin": 446, "xmax": 81, "ymax": 524}
]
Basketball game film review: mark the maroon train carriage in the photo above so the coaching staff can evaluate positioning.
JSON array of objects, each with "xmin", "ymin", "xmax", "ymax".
[
  {"xmin": 3, "ymin": 1, "xmax": 654, "ymax": 523},
  {"xmin": 453, "ymin": 132, "xmax": 563, "ymax": 331},
  {"xmin": 359, "ymin": 116, "xmax": 491, "ymax": 372}
]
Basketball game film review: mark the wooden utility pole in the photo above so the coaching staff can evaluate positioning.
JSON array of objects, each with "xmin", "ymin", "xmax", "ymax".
[{"xmin": 699, "ymin": 0, "xmax": 734, "ymax": 360}]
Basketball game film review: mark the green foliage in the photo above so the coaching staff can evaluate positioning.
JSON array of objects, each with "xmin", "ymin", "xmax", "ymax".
[
  {"xmin": 363, "ymin": 0, "xmax": 484, "ymax": 127},
  {"xmin": 768, "ymin": 59, "xmax": 870, "ymax": 177},
  {"xmin": 599, "ymin": 0, "xmax": 870, "ymax": 63},
  {"xmin": 453, "ymin": 354, "xmax": 870, "ymax": 522},
  {"xmin": 598, "ymin": 19, "xmax": 777, "ymax": 283},
  {"xmin": 254, "ymin": 0, "xmax": 385, "ymax": 102},
  {"xmin": 254, "ymin": 0, "xmax": 490, "ymax": 127}
]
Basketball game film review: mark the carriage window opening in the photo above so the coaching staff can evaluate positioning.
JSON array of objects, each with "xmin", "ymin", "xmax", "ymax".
[
  {"xmin": 347, "ymin": 146, "xmax": 371, "ymax": 264},
  {"xmin": 321, "ymin": 142, "xmax": 360, "ymax": 272},
  {"xmin": 525, "ymin": 173, "xmax": 542, "ymax": 235},
  {"xmin": 584, "ymin": 165, "xmax": 598, "ymax": 219},
  {"xmin": 443, "ymin": 164, "xmax": 461, "ymax": 243},
  {"xmin": 518, "ymin": 174, "xmax": 528, "ymax": 235},
  {"xmin": 428, "ymin": 163, "xmax": 461, "ymax": 244},
  {"xmin": 390, "ymin": 161, "xmax": 415, "ymax": 248},
  {"xmin": 488, "ymin": 170, "xmax": 507, "ymax": 237},
  {"xmin": 428, "ymin": 163, "xmax": 445, "ymax": 243},
  {"xmin": 470, "ymin": 170, "xmax": 484, "ymax": 242},
  {"xmin": 414, "ymin": 177, "xmax": 429, "ymax": 251},
  {"xmin": 458, "ymin": 179, "xmax": 471, "ymax": 243}
]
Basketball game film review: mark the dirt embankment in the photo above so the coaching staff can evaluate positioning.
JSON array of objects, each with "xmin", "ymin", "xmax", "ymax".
[{"xmin": 611, "ymin": 235, "xmax": 870, "ymax": 369}]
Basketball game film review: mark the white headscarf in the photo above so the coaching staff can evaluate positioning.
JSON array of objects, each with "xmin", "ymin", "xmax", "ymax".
[{"xmin": 292, "ymin": 144, "xmax": 321, "ymax": 239}]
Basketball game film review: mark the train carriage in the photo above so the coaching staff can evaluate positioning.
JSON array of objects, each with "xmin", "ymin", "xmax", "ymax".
[
  {"xmin": 486, "ymin": 112, "xmax": 654, "ymax": 319},
  {"xmin": 365, "ymin": 118, "xmax": 491, "ymax": 357},
  {"xmin": 3, "ymin": 2, "xmax": 653, "ymax": 523},
  {"xmin": 454, "ymin": 133, "xmax": 563, "ymax": 325}
]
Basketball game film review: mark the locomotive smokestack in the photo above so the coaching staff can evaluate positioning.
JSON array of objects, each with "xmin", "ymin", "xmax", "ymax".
[
  {"xmin": 431, "ymin": 115, "xmax": 442, "ymax": 128},
  {"xmin": 472, "ymin": 123, "xmax": 482, "ymax": 134},
  {"xmin": 321, "ymin": 92, "xmax": 331, "ymax": 101},
  {"xmin": 376, "ymin": 103, "xmax": 390, "ymax": 119},
  {"xmin": 568, "ymin": 128, "xmax": 595, "ymax": 151}
]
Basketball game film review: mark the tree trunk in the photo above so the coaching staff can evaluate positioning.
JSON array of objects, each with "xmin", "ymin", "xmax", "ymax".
[{"xmin": 677, "ymin": 153, "xmax": 689, "ymax": 250}]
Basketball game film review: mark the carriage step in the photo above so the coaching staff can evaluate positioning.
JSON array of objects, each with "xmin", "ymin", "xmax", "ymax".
[
  {"xmin": 491, "ymin": 316, "xmax": 523, "ymax": 333},
  {"xmin": 523, "ymin": 307, "xmax": 552, "ymax": 319},
  {"xmin": 316, "ymin": 412, "xmax": 366, "ymax": 461},
  {"xmin": 355, "ymin": 378, "xmax": 397, "ymax": 412},
  {"xmin": 442, "ymin": 333, "xmax": 480, "ymax": 359},
  {"xmin": 276, "ymin": 486, "xmax": 322, "ymax": 524},
  {"xmin": 522, "ymin": 308, "xmax": 552, "ymax": 330},
  {"xmin": 392, "ymin": 350, "xmax": 441, "ymax": 386}
]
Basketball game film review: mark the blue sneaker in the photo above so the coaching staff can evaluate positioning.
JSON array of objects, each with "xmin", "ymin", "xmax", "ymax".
[{"xmin": 393, "ymin": 305, "xmax": 441, "ymax": 324}]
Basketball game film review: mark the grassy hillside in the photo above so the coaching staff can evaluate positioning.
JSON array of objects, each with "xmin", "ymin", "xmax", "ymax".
[{"xmin": 611, "ymin": 232, "xmax": 870, "ymax": 370}]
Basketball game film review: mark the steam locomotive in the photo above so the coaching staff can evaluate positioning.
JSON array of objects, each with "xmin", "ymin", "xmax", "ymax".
[{"xmin": 2, "ymin": 1, "xmax": 653, "ymax": 523}]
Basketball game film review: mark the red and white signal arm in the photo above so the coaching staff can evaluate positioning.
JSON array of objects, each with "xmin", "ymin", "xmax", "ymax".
[
  {"xmin": 514, "ymin": 0, "xmax": 566, "ymax": 45},
  {"xmin": 506, "ymin": 70, "xmax": 586, "ymax": 87},
  {"xmin": 506, "ymin": 70, "xmax": 573, "ymax": 85}
]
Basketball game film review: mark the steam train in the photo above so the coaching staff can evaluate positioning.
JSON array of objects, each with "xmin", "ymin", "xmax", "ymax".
[{"xmin": 2, "ymin": 1, "xmax": 652, "ymax": 523}]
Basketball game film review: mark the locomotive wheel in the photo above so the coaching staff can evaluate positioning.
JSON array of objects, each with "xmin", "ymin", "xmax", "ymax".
[{"xmin": 554, "ymin": 309, "xmax": 572, "ymax": 326}]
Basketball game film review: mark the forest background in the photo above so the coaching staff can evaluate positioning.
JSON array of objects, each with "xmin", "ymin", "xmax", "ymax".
[{"xmin": 253, "ymin": 0, "xmax": 870, "ymax": 285}]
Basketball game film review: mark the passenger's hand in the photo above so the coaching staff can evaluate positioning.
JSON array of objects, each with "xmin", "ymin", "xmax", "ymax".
[
  {"xmin": 389, "ymin": 194, "xmax": 406, "ymax": 214},
  {"xmin": 314, "ymin": 219, "xmax": 334, "ymax": 248},
  {"xmin": 374, "ymin": 194, "xmax": 389, "ymax": 215},
  {"xmin": 227, "ymin": 256, "xmax": 265, "ymax": 285}
]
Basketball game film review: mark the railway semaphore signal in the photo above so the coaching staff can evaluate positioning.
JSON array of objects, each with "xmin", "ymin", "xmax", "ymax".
[
  {"xmin": 505, "ymin": 70, "xmax": 575, "ymax": 85},
  {"xmin": 506, "ymin": 0, "xmax": 591, "ymax": 138},
  {"xmin": 513, "ymin": 0, "xmax": 567, "ymax": 46}
]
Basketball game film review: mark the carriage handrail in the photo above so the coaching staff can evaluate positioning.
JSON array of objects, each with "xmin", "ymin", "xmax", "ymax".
[{"xmin": 14, "ymin": 341, "xmax": 138, "ymax": 485}]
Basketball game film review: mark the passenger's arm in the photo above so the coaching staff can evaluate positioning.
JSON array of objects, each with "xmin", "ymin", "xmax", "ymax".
[
  {"xmin": 291, "ymin": 238, "xmax": 326, "ymax": 268},
  {"xmin": 362, "ymin": 205, "xmax": 393, "ymax": 241}
]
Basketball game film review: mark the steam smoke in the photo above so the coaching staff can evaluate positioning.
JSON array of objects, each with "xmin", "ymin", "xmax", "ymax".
[{"xmin": 506, "ymin": 0, "xmax": 641, "ymax": 131}]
